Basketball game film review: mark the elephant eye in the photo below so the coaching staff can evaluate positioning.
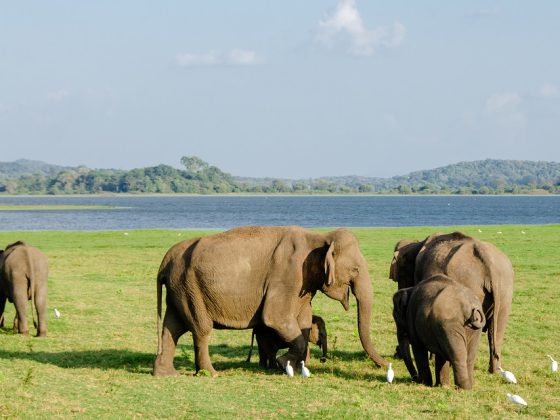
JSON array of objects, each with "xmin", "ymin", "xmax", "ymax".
[{"xmin": 352, "ymin": 266, "xmax": 359, "ymax": 275}]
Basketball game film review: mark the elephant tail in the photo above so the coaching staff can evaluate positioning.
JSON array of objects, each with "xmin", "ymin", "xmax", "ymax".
[
  {"xmin": 246, "ymin": 330, "xmax": 256, "ymax": 363},
  {"xmin": 28, "ymin": 274, "xmax": 37, "ymax": 329}
]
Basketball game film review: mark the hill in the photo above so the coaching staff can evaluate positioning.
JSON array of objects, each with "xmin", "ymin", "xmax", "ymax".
[
  {"xmin": 0, "ymin": 159, "xmax": 73, "ymax": 179},
  {"xmin": 0, "ymin": 158, "xmax": 559, "ymax": 194}
]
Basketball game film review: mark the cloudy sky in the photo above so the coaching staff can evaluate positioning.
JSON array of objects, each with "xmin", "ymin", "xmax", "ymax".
[{"xmin": 1, "ymin": 1, "xmax": 559, "ymax": 178}]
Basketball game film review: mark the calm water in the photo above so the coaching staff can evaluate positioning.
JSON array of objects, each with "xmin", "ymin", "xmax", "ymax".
[{"xmin": 0, "ymin": 195, "xmax": 558, "ymax": 231}]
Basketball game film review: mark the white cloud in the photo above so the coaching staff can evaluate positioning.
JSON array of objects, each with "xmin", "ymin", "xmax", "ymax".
[
  {"xmin": 175, "ymin": 49, "xmax": 259, "ymax": 67},
  {"xmin": 46, "ymin": 89, "xmax": 71, "ymax": 103},
  {"xmin": 485, "ymin": 92, "xmax": 526, "ymax": 130},
  {"xmin": 226, "ymin": 49, "xmax": 258, "ymax": 65},
  {"xmin": 317, "ymin": 0, "xmax": 405, "ymax": 56},
  {"xmin": 539, "ymin": 83, "xmax": 559, "ymax": 98},
  {"xmin": 485, "ymin": 92, "xmax": 521, "ymax": 114}
]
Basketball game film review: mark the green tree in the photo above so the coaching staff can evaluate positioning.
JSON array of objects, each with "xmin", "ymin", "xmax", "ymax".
[{"xmin": 181, "ymin": 156, "xmax": 209, "ymax": 174}]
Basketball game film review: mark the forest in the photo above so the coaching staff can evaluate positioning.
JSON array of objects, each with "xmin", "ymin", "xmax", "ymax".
[{"xmin": 0, "ymin": 157, "xmax": 559, "ymax": 195}]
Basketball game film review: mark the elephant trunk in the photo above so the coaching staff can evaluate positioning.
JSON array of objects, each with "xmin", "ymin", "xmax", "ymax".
[
  {"xmin": 320, "ymin": 334, "xmax": 328, "ymax": 361},
  {"xmin": 352, "ymin": 275, "xmax": 388, "ymax": 368}
]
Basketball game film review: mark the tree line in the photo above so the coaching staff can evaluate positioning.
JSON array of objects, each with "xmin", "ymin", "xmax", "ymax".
[{"xmin": 0, "ymin": 157, "xmax": 559, "ymax": 195}]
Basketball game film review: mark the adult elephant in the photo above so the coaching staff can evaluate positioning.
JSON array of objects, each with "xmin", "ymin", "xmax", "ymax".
[
  {"xmin": 393, "ymin": 274, "xmax": 486, "ymax": 390},
  {"xmin": 389, "ymin": 231, "xmax": 513, "ymax": 373},
  {"xmin": 153, "ymin": 226, "xmax": 387, "ymax": 377},
  {"xmin": 0, "ymin": 241, "xmax": 48, "ymax": 337},
  {"xmin": 246, "ymin": 314, "xmax": 328, "ymax": 369}
]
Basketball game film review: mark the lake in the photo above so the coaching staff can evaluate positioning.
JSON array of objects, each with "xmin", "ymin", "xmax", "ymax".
[{"xmin": 0, "ymin": 195, "xmax": 558, "ymax": 231}]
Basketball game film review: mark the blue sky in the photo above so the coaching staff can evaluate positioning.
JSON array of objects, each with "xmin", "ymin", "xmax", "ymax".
[{"xmin": 1, "ymin": 1, "xmax": 559, "ymax": 178}]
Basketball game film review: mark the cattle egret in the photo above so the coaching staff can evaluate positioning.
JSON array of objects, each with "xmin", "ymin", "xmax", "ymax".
[
  {"xmin": 300, "ymin": 361, "xmax": 311, "ymax": 378},
  {"xmin": 547, "ymin": 355, "xmax": 558, "ymax": 372},
  {"xmin": 124, "ymin": 232, "xmax": 129, "ymax": 236},
  {"xmin": 521, "ymin": 230, "xmax": 526, "ymax": 234},
  {"xmin": 497, "ymin": 231, "xmax": 503, "ymax": 234},
  {"xmin": 478, "ymin": 229, "xmax": 482, "ymax": 233},
  {"xmin": 386, "ymin": 363, "xmax": 395, "ymax": 383},
  {"xmin": 506, "ymin": 393, "xmax": 527, "ymax": 408},
  {"xmin": 499, "ymin": 367, "xmax": 517, "ymax": 384},
  {"xmin": 54, "ymin": 308, "xmax": 61, "ymax": 319},
  {"xmin": 285, "ymin": 361, "xmax": 294, "ymax": 377}
]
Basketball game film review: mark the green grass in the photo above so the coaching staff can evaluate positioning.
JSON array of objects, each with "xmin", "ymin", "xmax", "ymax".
[
  {"xmin": 0, "ymin": 205, "xmax": 118, "ymax": 211},
  {"xmin": 0, "ymin": 226, "xmax": 558, "ymax": 418}
]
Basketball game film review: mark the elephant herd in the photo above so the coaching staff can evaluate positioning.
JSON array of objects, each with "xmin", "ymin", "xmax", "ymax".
[{"xmin": 0, "ymin": 226, "xmax": 514, "ymax": 390}]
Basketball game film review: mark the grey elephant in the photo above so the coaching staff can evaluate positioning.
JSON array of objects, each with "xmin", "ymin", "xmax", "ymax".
[
  {"xmin": 0, "ymin": 241, "xmax": 48, "ymax": 336},
  {"xmin": 393, "ymin": 274, "xmax": 486, "ymax": 390},
  {"xmin": 246, "ymin": 314, "xmax": 328, "ymax": 369},
  {"xmin": 389, "ymin": 231, "xmax": 513, "ymax": 373},
  {"xmin": 153, "ymin": 226, "xmax": 387, "ymax": 377}
]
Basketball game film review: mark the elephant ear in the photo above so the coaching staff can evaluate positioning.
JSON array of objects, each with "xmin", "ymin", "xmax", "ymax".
[
  {"xmin": 389, "ymin": 250, "xmax": 399, "ymax": 281},
  {"xmin": 392, "ymin": 289, "xmax": 410, "ymax": 330},
  {"xmin": 324, "ymin": 242, "xmax": 336, "ymax": 286},
  {"xmin": 467, "ymin": 307, "xmax": 486, "ymax": 330}
]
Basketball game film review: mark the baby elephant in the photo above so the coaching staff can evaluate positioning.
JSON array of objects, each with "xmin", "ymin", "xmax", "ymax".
[
  {"xmin": 393, "ymin": 274, "xmax": 485, "ymax": 390},
  {"xmin": 0, "ymin": 241, "xmax": 48, "ymax": 336},
  {"xmin": 247, "ymin": 315, "xmax": 328, "ymax": 369}
]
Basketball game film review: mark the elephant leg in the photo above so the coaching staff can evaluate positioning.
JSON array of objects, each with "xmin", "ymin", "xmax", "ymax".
[
  {"xmin": 487, "ymin": 298, "xmax": 511, "ymax": 373},
  {"xmin": 263, "ymin": 300, "xmax": 309, "ymax": 371},
  {"xmin": 12, "ymin": 283, "xmax": 29, "ymax": 335},
  {"xmin": 34, "ymin": 281, "xmax": 47, "ymax": 337},
  {"xmin": 153, "ymin": 307, "xmax": 188, "ymax": 377},
  {"xmin": 435, "ymin": 355, "xmax": 451, "ymax": 387},
  {"xmin": 412, "ymin": 344, "xmax": 432, "ymax": 387},
  {"xmin": 192, "ymin": 331, "xmax": 218, "ymax": 377},
  {"xmin": 0, "ymin": 293, "xmax": 6, "ymax": 328}
]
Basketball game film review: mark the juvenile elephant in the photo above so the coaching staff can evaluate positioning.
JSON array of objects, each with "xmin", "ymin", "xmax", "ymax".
[
  {"xmin": 389, "ymin": 231, "xmax": 513, "ymax": 373},
  {"xmin": 393, "ymin": 274, "xmax": 486, "ymax": 390},
  {"xmin": 246, "ymin": 314, "xmax": 328, "ymax": 369},
  {"xmin": 153, "ymin": 226, "xmax": 387, "ymax": 377},
  {"xmin": 0, "ymin": 241, "xmax": 48, "ymax": 336}
]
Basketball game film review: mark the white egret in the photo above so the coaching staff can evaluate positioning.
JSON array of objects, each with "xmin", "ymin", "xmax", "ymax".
[
  {"xmin": 506, "ymin": 393, "xmax": 527, "ymax": 408},
  {"xmin": 498, "ymin": 367, "xmax": 517, "ymax": 384},
  {"xmin": 300, "ymin": 361, "xmax": 311, "ymax": 378},
  {"xmin": 285, "ymin": 361, "xmax": 294, "ymax": 377},
  {"xmin": 547, "ymin": 355, "xmax": 558, "ymax": 372},
  {"xmin": 54, "ymin": 308, "xmax": 61, "ymax": 319},
  {"xmin": 386, "ymin": 363, "xmax": 395, "ymax": 383}
]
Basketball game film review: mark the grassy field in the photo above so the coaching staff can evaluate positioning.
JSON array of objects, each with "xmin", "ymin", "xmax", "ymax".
[{"xmin": 0, "ymin": 225, "xmax": 558, "ymax": 418}]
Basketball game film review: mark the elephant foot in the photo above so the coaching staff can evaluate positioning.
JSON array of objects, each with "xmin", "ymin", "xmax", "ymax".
[
  {"xmin": 36, "ymin": 331, "xmax": 47, "ymax": 338},
  {"xmin": 195, "ymin": 368, "xmax": 218, "ymax": 378},
  {"xmin": 152, "ymin": 359, "xmax": 179, "ymax": 377}
]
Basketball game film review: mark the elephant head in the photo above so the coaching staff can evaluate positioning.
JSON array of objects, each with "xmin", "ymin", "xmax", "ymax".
[
  {"xmin": 389, "ymin": 240, "xmax": 423, "ymax": 289},
  {"xmin": 318, "ymin": 229, "xmax": 388, "ymax": 368},
  {"xmin": 392, "ymin": 287, "xmax": 418, "ymax": 381}
]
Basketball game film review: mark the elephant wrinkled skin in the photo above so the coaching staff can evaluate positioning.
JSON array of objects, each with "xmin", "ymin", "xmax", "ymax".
[
  {"xmin": 393, "ymin": 274, "xmax": 486, "ymax": 390},
  {"xmin": 0, "ymin": 241, "xmax": 48, "ymax": 337},
  {"xmin": 246, "ymin": 314, "xmax": 328, "ymax": 368},
  {"xmin": 153, "ymin": 226, "xmax": 387, "ymax": 377},
  {"xmin": 390, "ymin": 231, "xmax": 513, "ymax": 373}
]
